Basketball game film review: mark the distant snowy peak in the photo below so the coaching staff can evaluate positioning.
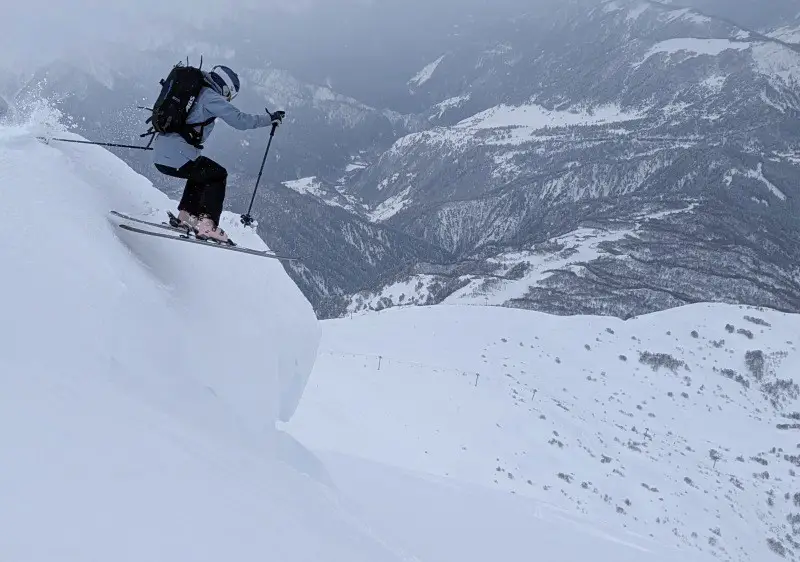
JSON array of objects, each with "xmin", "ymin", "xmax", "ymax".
[
  {"xmin": 247, "ymin": 67, "xmax": 359, "ymax": 109},
  {"xmin": 246, "ymin": 66, "xmax": 405, "ymax": 130},
  {"xmin": 601, "ymin": 0, "xmax": 712, "ymax": 26},
  {"xmin": 408, "ymin": 55, "xmax": 446, "ymax": 91}
]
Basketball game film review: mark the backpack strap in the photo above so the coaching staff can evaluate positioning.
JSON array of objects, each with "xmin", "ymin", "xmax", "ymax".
[{"xmin": 181, "ymin": 116, "xmax": 216, "ymax": 148}]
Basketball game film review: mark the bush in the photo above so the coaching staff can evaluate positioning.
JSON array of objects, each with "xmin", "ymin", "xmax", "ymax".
[
  {"xmin": 639, "ymin": 351, "xmax": 685, "ymax": 373},
  {"xmin": 737, "ymin": 328, "xmax": 754, "ymax": 339},
  {"xmin": 720, "ymin": 368, "xmax": 750, "ymax": 389},
  {"xmin": 767, "ymin": 537, "xmax": 786, "ymax": 557},
  {"xmin": 744, "ymin": 315, "xmax": 771, "ymax": 327}
]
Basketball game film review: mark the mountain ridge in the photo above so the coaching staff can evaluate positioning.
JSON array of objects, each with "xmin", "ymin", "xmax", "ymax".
[{"xmin": 11, "ymin": 0, "xmax": 800, "ymax": 320}]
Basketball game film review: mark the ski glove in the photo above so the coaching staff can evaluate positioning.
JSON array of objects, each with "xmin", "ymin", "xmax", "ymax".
[{"xmin": 269, "ymin": 110, "xmax": 286, "ymax": 125}]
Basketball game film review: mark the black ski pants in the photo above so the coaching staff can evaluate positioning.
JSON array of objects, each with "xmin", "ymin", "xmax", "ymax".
[{"xmin": 155, "ymin": 156, "xmax": 227, "ymax": 225}]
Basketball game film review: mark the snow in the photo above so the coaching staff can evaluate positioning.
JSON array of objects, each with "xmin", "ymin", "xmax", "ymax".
[
  {"xmin": 638, "ymin": 38, "xmax": 751, "ymax": 66},
  {"xmin": 283, "ymin": 175, "xmax": 360, "ymax": 212},
  {"xmin": 626, "ymin": 3, "xmax": 650, "ymax": 21},
  {"xmin": 724, "ymin": 163, "xmax": 786, "ymax": 201},
  {"xmin": 322, "ymin": 451, "xmax": 689, "ymax": 562},
  {"xmin": 457, "ymin": 102, "xmax": 645, "ymax": 131},
  {"xmin": 1, "ymin": 105, "xmax": 727, "ymax": 562},
  {"xmin": 773, "ymin": 150, "xmax": 800, "ymax": 165},
  {"xmin": 408, "ymin": 55, "xmax": 445, "ymax": 88},
  {"xmin": 602, "ymin": 1, "xmax": 624, "ymax": 14},
  {"xmin": 662, "ymin": 8, "xmax": 712, "ymax": 26},
  {"xmin": 369, "ymin": 185, "xmax": 413, "ymax": 222},
  {"xmin": 746, "ymin": 163, "xmax": 786, "ymax": 200},
  {"xmin": 767, "ymin": 25, "xmax": 800, "ymax": 44},
  {"xmin": 445, "ymin": 226, "xmax": 634, "ymax": 305},
  {"xmin": 751, "ymin": 41, "xmax": 800, "ymax": 85},
  {"xmin": 354, "ymin": 202, "xmax": 703, "ymax": 311},
  {"xmin": 700, "ymin": 74, "xmax": 728, "ymax": 91},
  {"xmin": 283, "ymin": 175, "xmax": 326, "ymax": 198},
  {"xmin": 432, "ymin": 93, "xmax": 471, "ymax": 118},
  {"xmin": 287, "ymin": 303, "xmax": 800, "ymax": 562},
  {"xmin": 0, "ymin": 110, "xmax": 437, "ymax": 562},
  {"xmin": 346, "ymin": 275, "xmax": 444, "ymax": 314}
]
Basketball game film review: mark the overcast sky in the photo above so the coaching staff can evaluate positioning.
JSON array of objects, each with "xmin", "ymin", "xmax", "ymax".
[
  {"xmin": 1, "ymin": 0, "xmax": 795, "ymax": 74},
  {"xmin": 0, "ymin": 0, "xmax": 331, "ymax": 69}
]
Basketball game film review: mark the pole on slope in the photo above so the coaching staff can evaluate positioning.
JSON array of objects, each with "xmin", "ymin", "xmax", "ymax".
[
  {"xmin": 37, "ymin": 136, "xmax": 154, "ymax": 151},
  {"xmin": 240, "ymin": 109, "xmax": 285, "ymax": 227}
]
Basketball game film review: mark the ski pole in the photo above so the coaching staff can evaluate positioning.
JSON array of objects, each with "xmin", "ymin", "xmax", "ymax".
[
  {"xmin": 37, "ymin": 137, "xmax": 154, "ymax": 151},
  {"xmin": 240, "ymin": 109, "xmax": 285, "ymax": 227}
]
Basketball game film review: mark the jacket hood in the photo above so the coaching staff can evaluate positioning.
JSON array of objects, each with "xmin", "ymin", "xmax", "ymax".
[{"xmin": 202, "ymin": 71, "xmax": 225, "ymax": 97}]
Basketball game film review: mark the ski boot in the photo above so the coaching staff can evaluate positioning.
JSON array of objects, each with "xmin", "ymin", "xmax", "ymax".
[
  {"xmin": 167, "ymin": 210, "xmax": 199, "ymax": 234},
  {"xmin": 195, "ymin": 215, "xmax": 233, "ymax": 245}
]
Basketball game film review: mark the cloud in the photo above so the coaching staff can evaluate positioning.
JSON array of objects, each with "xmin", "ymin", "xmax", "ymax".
[{"xmin": 0, "ymin": 0, "xmax": 309, "ymax": 69}]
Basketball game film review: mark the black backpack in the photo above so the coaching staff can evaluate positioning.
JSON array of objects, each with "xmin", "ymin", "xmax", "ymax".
[{"xmin": 141, "ymin": 61, "xmax": 215, "ymax": 148}]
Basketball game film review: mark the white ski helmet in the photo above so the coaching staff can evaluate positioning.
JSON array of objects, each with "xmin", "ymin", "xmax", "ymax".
[{"xmin": 209, "ymin": 65, "xmax": 240, "ymax": 101}]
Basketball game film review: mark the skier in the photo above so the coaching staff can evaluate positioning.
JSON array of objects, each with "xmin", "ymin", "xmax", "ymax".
[{"xmin": 151, "ymin": 64, "xmax": 282, "ymax": 243}]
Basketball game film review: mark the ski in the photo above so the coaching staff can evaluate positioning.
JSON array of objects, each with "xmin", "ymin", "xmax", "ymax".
[
  {"xmin": 115, "ymin": 223, "xmax": 300, "ymax": 262},
  {"xmin": 109, "ymin": 210, "xmax": 195, "ymax": 237}
]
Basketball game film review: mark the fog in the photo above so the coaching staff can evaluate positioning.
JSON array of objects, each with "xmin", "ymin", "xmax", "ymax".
[
  {"xmin": 0, "ymin": 0, "xmax": 796, "ymax": 72},
  {"xmin": 0, "ymin": 0, "xmax": 526, "ymax": 70},
  {"xmin": 0, "ymin": 0, "xmax": 327, "ymax": 68},
  {"xmin": 0, "ymin": 0, "xmax": 794, "ymax": 99}
]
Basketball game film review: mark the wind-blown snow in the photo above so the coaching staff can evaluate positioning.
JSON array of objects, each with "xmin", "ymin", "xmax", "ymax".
[
  {"xmin": 288, "ymin": 303, "xmax": 800, "ymax": 562},
  {"xmin": 0, "ymin": 115, "xmax": 433, "ymax": 562},
  {"xmin": 408, "ymin": 55, "xmax": 445, "ymax": 88}
]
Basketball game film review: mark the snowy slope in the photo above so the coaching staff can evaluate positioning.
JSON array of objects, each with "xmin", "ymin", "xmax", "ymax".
[
  {"xmin": 287, "ymin": 303, "xmax": 800, "ymax": 562},
  {"xmin": 0, "ymin": 113, "xmax": 427, "ymax": 562},
  {"xmin": 0, "ymin": 110, "xmax": 720, "ymax": 562},
  {"xmin": 408, "ymin": 55, "xmax": 446, "ymax": 90},
  {"xmin": 321, "ymin": 451, "xmax": 709, "ymax": 562}
]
